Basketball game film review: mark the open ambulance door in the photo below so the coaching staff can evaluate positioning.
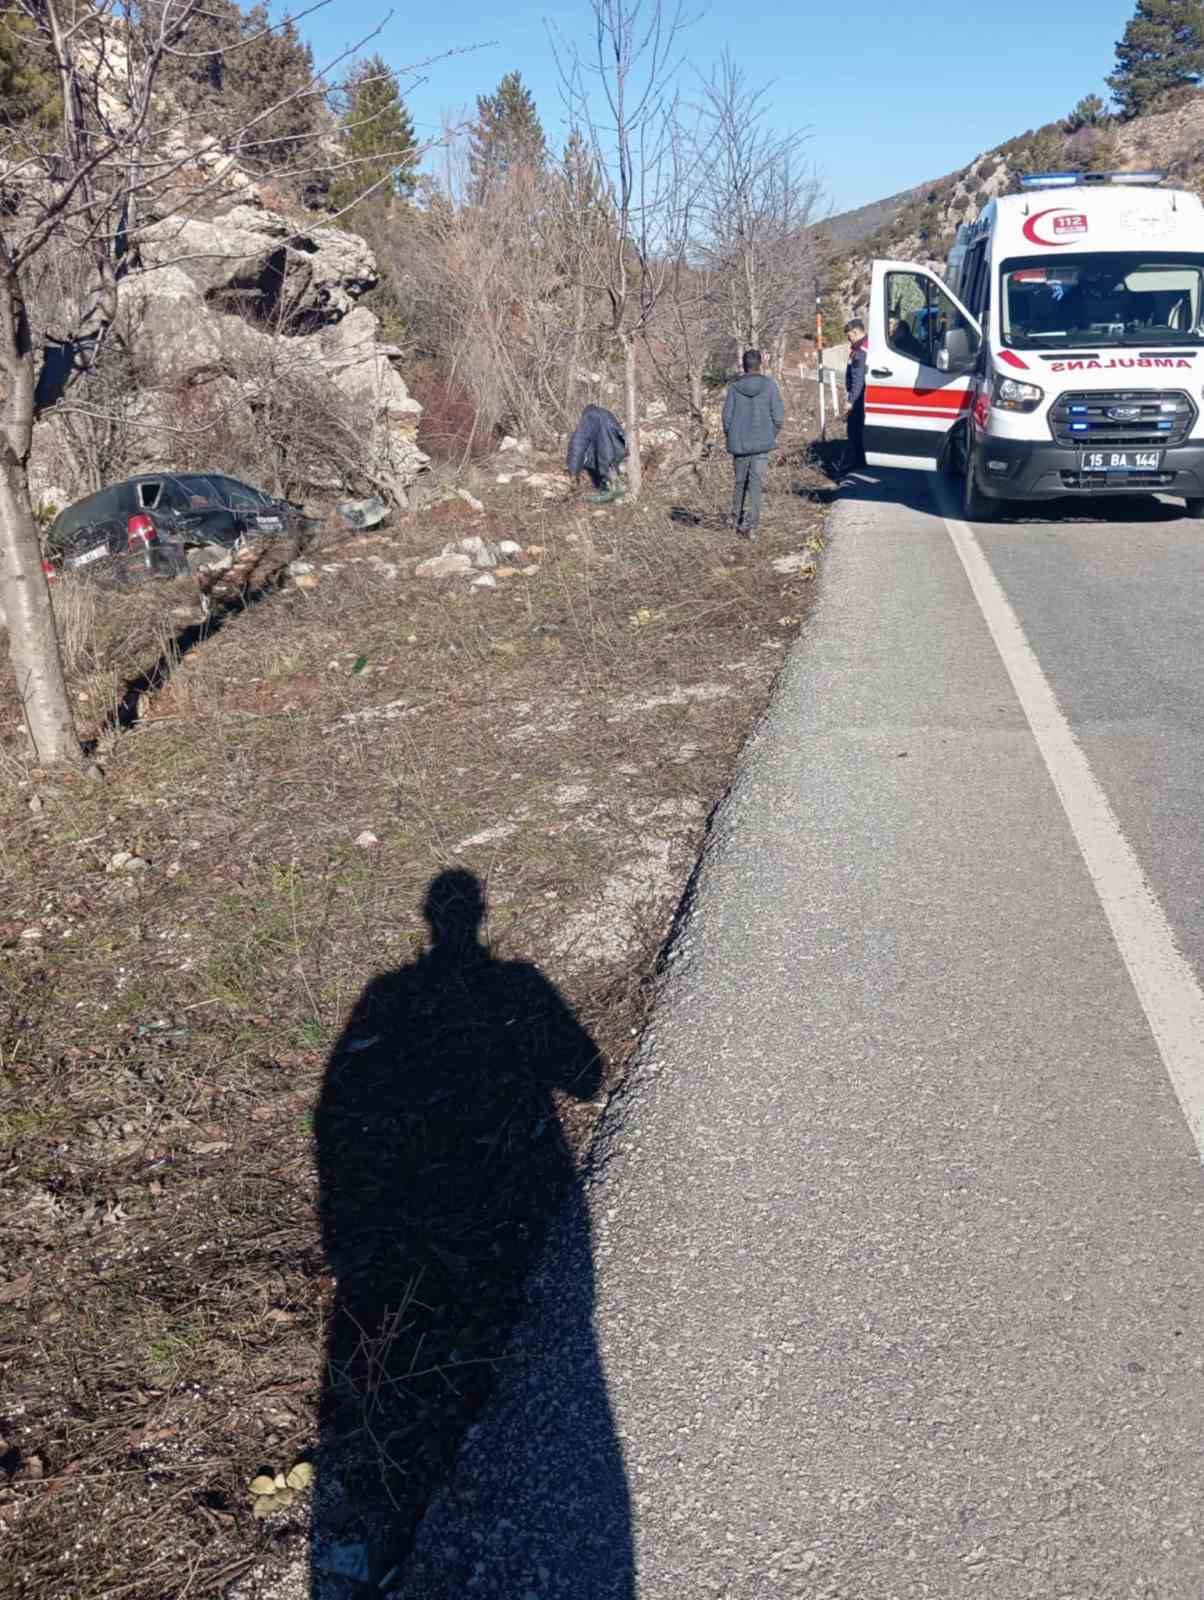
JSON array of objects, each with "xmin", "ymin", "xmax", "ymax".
[{"xmin": 865, "ymin": 260, "xmax": 982, "ymax": 471}]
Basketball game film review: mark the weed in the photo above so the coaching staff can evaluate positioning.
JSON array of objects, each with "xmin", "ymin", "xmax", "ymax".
[{"xmin": 0, "ymin": 430, "xmax": 830, "ymax": 1599}]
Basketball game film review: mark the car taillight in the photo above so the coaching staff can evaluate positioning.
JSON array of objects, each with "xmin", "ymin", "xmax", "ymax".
[
  {"xmin": 127, "ymin": 514, "xmax": 158, "ymax": 551},
  {"xmin": 42, "ymin": 558, "xmax": 58, "ymax": 582}
]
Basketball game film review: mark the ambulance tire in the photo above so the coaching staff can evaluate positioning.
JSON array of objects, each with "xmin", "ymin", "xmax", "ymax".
[
  {"xmin": 962, "ymin": 449, "xmax": 1000, "ymax": 523},
  {"xmin": 1183, "ymin": 498, "xmax": 1204, "ymax": 520}
]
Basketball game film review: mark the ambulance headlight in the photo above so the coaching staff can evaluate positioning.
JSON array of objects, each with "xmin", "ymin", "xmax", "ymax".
[{"xmin": 992, "ymin": 375, "xmax": 1044, "ymax": 413}]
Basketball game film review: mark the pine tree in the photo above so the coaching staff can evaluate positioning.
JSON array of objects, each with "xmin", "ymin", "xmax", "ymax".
[
  {"xmin": 1108, "ymin": 0, "xmax": 1204, "ymax": 119},
  {"xmin": 0, "ymin": 6, "xmax": 62, "ymax": 136},
  {"xmin": 468, "ymin": 71, "xmax": 546, "ymax": 203},
  {"xmin": 1065, "ymin": 93, "xmax": 1107, "ymax": 131},
  {"xmin": 239, "ymin": 5, "xmax": 324, "ymax": 173},
  {"xmin": 330, "ymin": 56, "xmax": 418, "ymax": 220}
]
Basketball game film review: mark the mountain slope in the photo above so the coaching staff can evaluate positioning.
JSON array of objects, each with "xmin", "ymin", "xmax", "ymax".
[{"xmin": 829, "ymin": 91, "xmax": 1204, "ymax": 316}]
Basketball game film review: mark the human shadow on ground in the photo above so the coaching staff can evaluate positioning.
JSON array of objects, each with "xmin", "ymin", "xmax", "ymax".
[{"xmin": 312, "ymin": 869, "xmax": 633, "ymax": 1598}]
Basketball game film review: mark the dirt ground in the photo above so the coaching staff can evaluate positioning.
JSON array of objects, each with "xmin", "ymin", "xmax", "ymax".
[{"xmin": 0, "ymin": 429, "xmax": 841, "ymax": 1600}]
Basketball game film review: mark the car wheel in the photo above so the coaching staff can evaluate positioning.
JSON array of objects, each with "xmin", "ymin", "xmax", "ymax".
[
  {"xmin": 1182, "ymin": 498, "xmax": 1204, "ymax": 520},
  {"xmin": 962, "ymin": 447, "xmax": 1000, "ymax": 523}
]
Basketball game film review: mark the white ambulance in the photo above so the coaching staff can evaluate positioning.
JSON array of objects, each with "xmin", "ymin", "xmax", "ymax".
[{"xmin": 864, "ymin": 171, "xmax": 1204, "ymax": 520}]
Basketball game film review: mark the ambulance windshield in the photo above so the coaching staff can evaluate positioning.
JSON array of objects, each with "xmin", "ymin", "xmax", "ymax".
[{"xmin": 1000, "ymin": 253, "xmax": 1204, "ymax": 349}]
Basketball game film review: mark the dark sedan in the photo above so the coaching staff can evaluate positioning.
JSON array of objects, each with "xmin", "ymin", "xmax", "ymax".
[{"xmin": 44, "ymin": 472, "xmax": 314, "ymax": 586}]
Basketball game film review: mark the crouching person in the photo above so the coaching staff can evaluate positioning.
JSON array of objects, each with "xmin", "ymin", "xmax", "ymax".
[{"xmin": 567, "ymin": 405, "xmax": 628, "ymax": 503}]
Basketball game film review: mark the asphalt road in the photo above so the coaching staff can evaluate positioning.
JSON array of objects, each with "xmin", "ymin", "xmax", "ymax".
[{"xmin": 396, "ymin": 473, "xmax": 1204, "ymax": 1600}]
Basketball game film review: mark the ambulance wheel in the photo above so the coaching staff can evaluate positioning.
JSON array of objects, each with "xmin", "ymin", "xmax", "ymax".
[
  {"xmin": 1183, "ymin": 497, "xmax": 1204, "ymax": 520},
  {"xmin": 962, "ymin": 450, "xmax": 1000, "ymax": 523}
]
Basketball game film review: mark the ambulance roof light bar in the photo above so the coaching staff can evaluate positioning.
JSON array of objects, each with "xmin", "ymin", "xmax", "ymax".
[
  {"xmin": 1019, "ymin": 172, "xmax": 1082, "ymax": 189},
  {"xmin": 1020, "ymin": 169, "xmax": 1166, "ymax": 189}
]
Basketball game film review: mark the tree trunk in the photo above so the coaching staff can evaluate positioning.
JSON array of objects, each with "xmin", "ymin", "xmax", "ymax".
[
  {"xmin": 621, "ymin": 332, "xmax": 641, "ymax": 500},
  {"xmin": 0, "ymin": 264, "xmax": 78, "ymax": 764},
  {"xmin": 0, "ymin": 458, "xmax": 78, "ymax": 764},
  {"xmin": 564, "ymin": 275, "xmax": 586, "ymax": 424}
]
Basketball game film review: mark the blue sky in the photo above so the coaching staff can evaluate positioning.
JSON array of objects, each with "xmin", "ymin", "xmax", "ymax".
[{"xmin": 295, "ymin": 0, "xmax": 1138, "ymax": 214}]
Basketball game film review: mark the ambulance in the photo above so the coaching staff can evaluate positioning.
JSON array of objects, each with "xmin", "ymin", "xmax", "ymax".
[{"xmin": 864, "ymin": 172, "xmax": 1204, "ymax": 520}]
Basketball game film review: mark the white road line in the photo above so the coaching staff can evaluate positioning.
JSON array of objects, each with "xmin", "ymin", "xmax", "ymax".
[{"xmin": 934, "ymin": 481, "xmax": 1204, "ymax": 1162}]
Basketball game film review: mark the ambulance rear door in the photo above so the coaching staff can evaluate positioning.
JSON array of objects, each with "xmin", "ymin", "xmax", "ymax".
[{"xmin": 866, "ymin": 260, "xmax": 982, "ymax": 470}]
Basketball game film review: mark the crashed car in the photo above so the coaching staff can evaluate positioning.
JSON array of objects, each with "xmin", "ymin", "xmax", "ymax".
[{"xmin": 44, "ymin": 472, "xmax": 315, "ymax": 586}]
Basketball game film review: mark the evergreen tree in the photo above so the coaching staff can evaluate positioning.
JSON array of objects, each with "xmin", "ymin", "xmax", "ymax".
[
  {"xmin": 1065, "ymin": 93, "xmax": 1107, "ymax": 131},
  {"xmin": 1108, "ymin": 0, "xmax": 1204, "ymax": 119},
  {"xmin": 143, "ymin": 0, "xmax": 323, "ymax": 174},
  {"xmin": 239, "ymin": 5, "xmax": 322, "ymax": 171},
  {"xmin": 0, "ymin": 7, "xmax": 61, "ymax": 136},
  {"xmin": 469, "ymin": 71, "xmax": 546, "ymax": 203},
  {"xmin": 330, "ymin": 56, "xmax": 418, "ymax": 219}
]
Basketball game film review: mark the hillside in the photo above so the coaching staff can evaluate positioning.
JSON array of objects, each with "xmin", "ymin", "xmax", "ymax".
[
  {"xmin": 832, "ymin": 91, "xmax": 1204, "ymax": 316},
  {"xmin": 821, "ymin": 176, "xmax": 952, "ymax": 249}
]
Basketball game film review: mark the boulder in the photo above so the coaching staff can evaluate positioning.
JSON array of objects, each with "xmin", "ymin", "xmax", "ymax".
[
  {"xmin": 110, "ymin": 244, "xmax": 428, "ymax": 506},
  {"xmin": 117, "ymin": 265, "xmax": 225, "ymax": 386},
  {"xmin": 135, "ymin": 206, "xmax": 378, "ymax": 332},
  {"xmin": 320, "ymin": 307, "xmax": 421, "ymax": 430}
]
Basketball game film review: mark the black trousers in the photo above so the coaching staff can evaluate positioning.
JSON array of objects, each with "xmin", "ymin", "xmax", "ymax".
[{"xmin": 846, "ymin": 396, "xmax": 866, "ymax": 466}]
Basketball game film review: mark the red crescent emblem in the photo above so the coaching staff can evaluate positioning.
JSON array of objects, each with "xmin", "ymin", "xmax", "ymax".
[{"xmin": 1022, "ymin": 207, "xmax": 1087, "ymax": 247}]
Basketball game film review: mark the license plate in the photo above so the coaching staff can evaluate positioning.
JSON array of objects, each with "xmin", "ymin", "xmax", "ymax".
[
  {"xmin": 1078, "ymin": 449, "xmax": 1163, "ymax": 472},
  {"xmin": 68, "ymin": 544, "xmax": 108, "ymax": 569}
]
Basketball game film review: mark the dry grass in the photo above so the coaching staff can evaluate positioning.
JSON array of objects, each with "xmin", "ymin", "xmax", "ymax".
[{"xmin": 0, "ymin": 421, "xmax": 834, "ymax": 1599}]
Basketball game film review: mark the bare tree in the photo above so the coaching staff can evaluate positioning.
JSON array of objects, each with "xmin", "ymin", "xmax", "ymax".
[
  {"xmin": 554, "ymin": 0, "xmax": 697, "ymax": 500},
  {"xmin": 0, "ymin": 0, "xmax": 429, "ymax": 763},
  {"xmin": 693, "ymin": 52, "xmax": 823, "ymax": 369},
  {"xmin": 379, "ymin": 132, "xmax": 621, "ymax": 449}
]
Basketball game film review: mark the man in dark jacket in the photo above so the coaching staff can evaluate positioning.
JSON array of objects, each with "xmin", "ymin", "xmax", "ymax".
[
  {"xmin": 843, "ymin": 318, "xmax": 868, "ymax": 472},
  {"xmin": 567, "ymin": 405, "xmax": 627, "ymax": 503},
  {"xmin": 722, "ymin": 350, "xmax": 784, "ymax": 539}
]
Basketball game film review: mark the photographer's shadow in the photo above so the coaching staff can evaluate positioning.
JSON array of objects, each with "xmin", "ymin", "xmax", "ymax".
[{"xmin": 312, "ymin": 870, "xmax": 633, "ymax": 1597}]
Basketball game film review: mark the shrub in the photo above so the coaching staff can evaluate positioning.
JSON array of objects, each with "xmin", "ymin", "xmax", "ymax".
[{"xmin": 409, "ymin": 366, "xmax": 490, "ymax": 463}]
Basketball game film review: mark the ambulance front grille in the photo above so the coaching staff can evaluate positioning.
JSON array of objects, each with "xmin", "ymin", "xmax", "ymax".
[{"xmin": 1049, "ymin": 390, "xmax": 1195, "ymax": 449}]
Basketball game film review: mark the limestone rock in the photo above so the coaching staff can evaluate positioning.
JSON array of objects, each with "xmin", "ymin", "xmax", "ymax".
[{"xmin": 416, "ymin": 553, "xmax": 473, "ymax": 579}]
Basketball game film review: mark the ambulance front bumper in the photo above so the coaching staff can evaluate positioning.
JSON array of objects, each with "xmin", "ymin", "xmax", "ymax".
[{"xmin": 971, "ymin": 435, "xmax": 1204, "ymax": 500}]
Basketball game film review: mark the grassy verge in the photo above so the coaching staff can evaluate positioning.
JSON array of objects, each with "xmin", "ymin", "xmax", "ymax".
[{"xmin": 0, "ymin": 435, "xmax": 835, "ymax": 1599}]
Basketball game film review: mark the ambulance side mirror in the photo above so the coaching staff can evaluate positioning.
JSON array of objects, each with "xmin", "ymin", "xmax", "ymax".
[{"xmin": 936, "ymin": 327, "xmax": 974, "ymax": 373}]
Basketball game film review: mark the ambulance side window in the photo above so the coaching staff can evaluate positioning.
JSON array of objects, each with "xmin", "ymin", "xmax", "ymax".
[
  {"xmin": 886, "ymin": 272, "xmax": 931, "ymax": 363},
  {"xmin": 886, "ymin": 271, "xmax": 979, "ymax": 367},
  {"xmin": 964, "ymin": 242, "xmax": 989, "ymax": 319}
]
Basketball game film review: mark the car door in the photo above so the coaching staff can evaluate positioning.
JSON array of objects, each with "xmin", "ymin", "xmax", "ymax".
[{"xmin": 866, "ymin": 260, "xmax": 982, "ymax": 471}]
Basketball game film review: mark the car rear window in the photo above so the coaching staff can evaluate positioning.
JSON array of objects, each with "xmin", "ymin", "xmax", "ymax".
[{"xmin": 48, "ymin": 488, "xmax": 122, "ymax": 547}]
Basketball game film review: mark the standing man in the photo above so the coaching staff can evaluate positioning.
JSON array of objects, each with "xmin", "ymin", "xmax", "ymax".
[
  {"xmin": 723, "ymin": 349, "xmax": 784, "ymax": 541},
  {"xmin": 843, "ymin": 318, "xmax": 868, "ymax": 473}
]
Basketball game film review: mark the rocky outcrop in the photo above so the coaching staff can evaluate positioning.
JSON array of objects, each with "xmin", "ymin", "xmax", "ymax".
[
  {"xmin": 55, "ymin": 199, "xmax": 428, "ymax": 507},
  {"xmin": 135, "ymin": 207, "xmax": 379, "ymax": 331}
]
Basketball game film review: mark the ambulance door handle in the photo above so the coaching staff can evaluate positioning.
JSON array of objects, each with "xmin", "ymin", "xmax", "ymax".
[{"xmin": 870, "ymin": 367, "xmax": 893, "ymax": 377}]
